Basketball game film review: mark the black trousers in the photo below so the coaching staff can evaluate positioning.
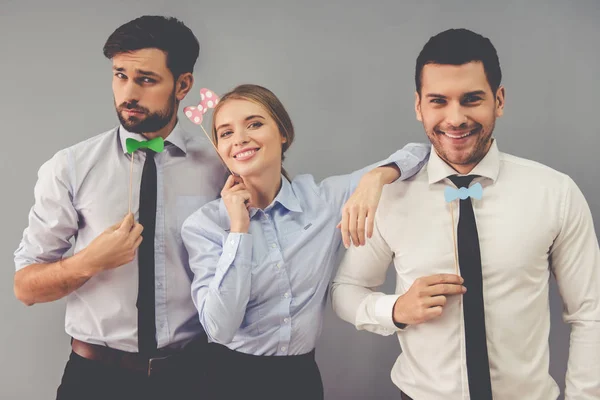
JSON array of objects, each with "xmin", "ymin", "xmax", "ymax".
[
  {"xmin": 207, "ymin": 343, "xmax": 324, "ymax": 400},
  {"xmin": 56, "ymin": 341, "xmax": 209, "ymax": 400}
]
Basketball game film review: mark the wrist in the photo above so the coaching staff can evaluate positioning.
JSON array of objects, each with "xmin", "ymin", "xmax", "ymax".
[
  {"xmin": 392, "ymin": 295, "xmax": 408, "ymax": 325},
  {"xmin": 74, "ymin": 248, "xmax": 100, "ymax": 278},
  {"xmin": 230, "ymin": 223, "xmax": 249, "ymax": 233},
  {"xmin": 366, "ymin": 165, "xmax": 401, "ymax": 185}
]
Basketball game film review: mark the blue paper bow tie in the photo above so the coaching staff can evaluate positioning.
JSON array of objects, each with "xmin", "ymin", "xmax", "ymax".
[{"xmin": 444, "ymin": 182, "xmax": 483, "ymax": 202}]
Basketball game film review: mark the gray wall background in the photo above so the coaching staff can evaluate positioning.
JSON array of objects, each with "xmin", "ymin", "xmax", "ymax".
[{"xmin": 1, "ymin": 0, "xmax": 599, "ymax": 398}]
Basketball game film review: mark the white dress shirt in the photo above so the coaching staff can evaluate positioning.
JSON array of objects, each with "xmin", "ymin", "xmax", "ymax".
[
  {"xmin": 332, "ymin": 140, "xmax": 600, "ymax": 400},
  {"xmin": 14, "ymin": 124, "xmax": 225, "ymax": 352}
]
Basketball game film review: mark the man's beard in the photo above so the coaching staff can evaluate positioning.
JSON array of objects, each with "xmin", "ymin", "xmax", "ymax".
[{"xmin": 116, "ymin": 90, "xmax": 177, "ymax": 134}]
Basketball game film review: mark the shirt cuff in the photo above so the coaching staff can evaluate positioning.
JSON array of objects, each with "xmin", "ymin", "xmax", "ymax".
[
  {"xmin": 396, "ymin": 144, "xmax": 430, "ymax": 181},
  {"xmin": 220, "ymin": 232, "xmax": 252, "ymax": 268},
  {"xmin": 374, "ymin": 294, "xmax": 406, "ymax": 332}
]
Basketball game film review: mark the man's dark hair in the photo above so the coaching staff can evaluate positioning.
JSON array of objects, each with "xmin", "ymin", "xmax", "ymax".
[
  {"xmin": 103, "ymin": 15, "xmax": 199, "ymax": 80},
  {"xmin": 415, "ymin": 28, "xmax": 502, "ymax": 95}
]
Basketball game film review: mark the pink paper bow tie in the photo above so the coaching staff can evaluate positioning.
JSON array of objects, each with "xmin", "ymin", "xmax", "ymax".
[{"xmin": 184, "ymin": 88, "xmax": 220, "ymax": 125}]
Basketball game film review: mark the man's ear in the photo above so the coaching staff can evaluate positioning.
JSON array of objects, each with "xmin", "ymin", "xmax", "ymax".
[
  {"xmin": 415, "ymin": 92, "xmax": 423, "ymax": 122},
  {"xmin": 495, "ymin": 86, "xmax": 505, "ymax": 118},
  {"xmin": 176, "ymin": 72, "xmax": 194, "ymax": 101}
]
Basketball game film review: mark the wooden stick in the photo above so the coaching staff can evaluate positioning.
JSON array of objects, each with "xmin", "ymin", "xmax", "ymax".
[
  {"xmin": 128, "ymin": 152, "xmax": 134, "ymax": 214},
  {"xmin": 199, "ymin": 124, "xmax": 234, "ymax": 175},
  {"xmin": 451, "ymin": 200, "xmax": 459, "ymax": 275}
]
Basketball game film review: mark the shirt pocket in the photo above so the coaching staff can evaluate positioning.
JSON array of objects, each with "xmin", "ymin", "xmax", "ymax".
[{"xmin": 278, "ymin": 221, "xmax": 315, "ymax": 248}]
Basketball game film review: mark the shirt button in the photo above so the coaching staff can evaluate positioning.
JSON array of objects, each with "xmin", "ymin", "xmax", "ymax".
[
  {"xmin": 284, "ymin": 292, "xmax": 290, "ymax": 299},
  {"xmin": 284, "ymin": 318, "xmax": 289, "ymax": 323},
  {"xmin": 271, "ymin": 243, "xmax": 277, "ymax": 248},
  {"xmin": 281, "ymin": 346, "xmax": 287, "ymax": 352},
  {"xmin": 230, "ymin": 239, "xmax": 235, "ymax": 244},
  {"xmin": 276, "ymin": 262, "xmax": 282, "ymax": 269}
]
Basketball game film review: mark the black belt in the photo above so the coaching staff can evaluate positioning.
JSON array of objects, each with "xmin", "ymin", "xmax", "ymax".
[{"xmin": 71, "ymin": 336, "xmax": 206, "ymax": 377}]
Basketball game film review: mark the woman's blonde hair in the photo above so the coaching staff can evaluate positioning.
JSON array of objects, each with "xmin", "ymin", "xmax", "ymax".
[{"xmin": 211, "ymin": 84, "xmax": 295, "ymax": 180}]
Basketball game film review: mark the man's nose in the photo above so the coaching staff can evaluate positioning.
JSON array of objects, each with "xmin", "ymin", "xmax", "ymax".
[
  {"xmin": 445, "ymin": 104, "xmax": 468, "ymax": 127},
  {"xmin": 121, "ymin": 80, "xmax": 141, "ymax": 104}
]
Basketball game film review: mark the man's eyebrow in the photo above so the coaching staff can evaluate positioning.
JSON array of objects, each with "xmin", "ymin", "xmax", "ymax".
[
  {"xmin": 425, "ymin": 90, "xmax": 488, "ymax": 99},
  {"xmin": 112, "ymin": 67, "xmax": 161, "ymax": 78},
  {"xmin": 462, "ymin": 90, "xmax": 487, "ymax": 97},
  {"xmin": 425, "ymin": 93, "xmax": 447, "ymax": 99},
  {"xmin": 136, "ymin": 69, "xmax": 161, "ymax": 78}
]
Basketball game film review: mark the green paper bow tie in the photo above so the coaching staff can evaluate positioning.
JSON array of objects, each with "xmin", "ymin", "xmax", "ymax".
[{"xmin": 126, "ymin": 137, "xmax": 165, "ymax": 154}]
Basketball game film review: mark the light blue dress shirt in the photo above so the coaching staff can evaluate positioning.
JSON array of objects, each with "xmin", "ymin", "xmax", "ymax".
[
  {"xmin": 181, "ymin": 143, "xmax": 430, "ymax": 356},
  {"xmin": 14, "ymin": 123, "xmax": 226, "ymax": 352}
]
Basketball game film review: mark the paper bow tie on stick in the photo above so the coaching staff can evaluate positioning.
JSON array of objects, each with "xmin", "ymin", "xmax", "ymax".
[
  {"xmin": 184, "ymin": 88, "xmax": 233, "ymax": 175},
  {"xmin": 444, "ymin": 183, "xmax": 483, "ymax": 203},
  {"xmin": 445, "ymin": 181, "xmax": 484, "ymax": 275},
  {"xmin": 126, "ymin": 136, "xmax": 165, "ymax": 214},
  {"xmin": 126, "ymin": 137, "xmax": 164, "ymax": 154},
  {"xmin": 184, "ymin": 88, "xmax": 219, "ymax": 125}
]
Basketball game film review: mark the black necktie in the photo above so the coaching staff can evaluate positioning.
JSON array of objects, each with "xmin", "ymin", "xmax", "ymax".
[
  {"xmin": 137, "ymin": 149, "xmax": 157, "ymax": 355},
  {"xmin": 448, "ymin": 175, "xmax": 493, "ymax": 399}
]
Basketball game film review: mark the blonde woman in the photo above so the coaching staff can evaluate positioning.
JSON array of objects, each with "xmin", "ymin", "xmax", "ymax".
[{"xmin": 182, "ymin": 84, "xmax": 429, "ymax": 399}]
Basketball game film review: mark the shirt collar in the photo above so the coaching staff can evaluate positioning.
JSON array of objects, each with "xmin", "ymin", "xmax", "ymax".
[
  {"xmin": 427, "ymin": 139, "xmax": 500, "ymax": 185},
  {"xmin": 118, "ymin": 121, "xmax": 188, "ymax": 154},
  {"xmin": 269, "ymin": 176, "xmax": 302, "ymax": 213}
]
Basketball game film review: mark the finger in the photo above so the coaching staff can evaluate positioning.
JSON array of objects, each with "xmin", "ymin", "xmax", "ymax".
[
  {"xmin": 336, "ymin": 222, "xmax": 341, "ymax": 229},
  {"xmin": 232, "ymin": 175, "xmax": 246, "ymax": 187},
  {"xmin": 340, "ymin": 209, "xmax": 350, "ymax": 249},
  {"xmin": 422, "ymin": 306, "xmax": 444, "ymax": 321},
  {"xmin": 349, "ymin": 206, "xmax": 360, "ymax": 247},
  {"xmin": 424, "ymin": 295, "xmax": 447, "ymax": 308},
  {"xmin": 107, "ymin": 220, "xmax": 122, "ymax": 232},
  {"xmin": 425, "ymin": 283, "xmax": 466, "ymax": 297},
  {"xmin": 231, "ymin": 190, "xmax": 252, "ymax": 205},
  {"xmin": 133, "ymin": 236, "xmax": 143, "ymax": 249},
  {"xmin": 227, "ymin": 183, "xmax": 247, "ymax": 192},
  {"xmin": 365, "ymin": 207, "xmax": 375, "ymax": 239},
  {"xmin": 356, "ymin": 207, "xmax": 368, "ymax": 246},
  {"xmin": 422, "ymin": 274, "xmax": 464, "ymax": 286},
  {"xmin": 130, "ymin": 222, "xmax": 144, "ymax": 239},
  {"xmin": 118, "ymin": 213, "xmax": 135, "ymax": 232},
  {"xmin": 223, "ymin": 175, "xmax": 237, "ymax": 191}
]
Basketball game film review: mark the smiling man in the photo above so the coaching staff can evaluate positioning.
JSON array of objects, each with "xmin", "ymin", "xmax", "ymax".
[
  {"xmin": 13, "ymin": 16, "xmax": 225, "ymax": 400},
  {"xmin": 332, "ymin": 29, "xmax": 600, "ymax": 399}
]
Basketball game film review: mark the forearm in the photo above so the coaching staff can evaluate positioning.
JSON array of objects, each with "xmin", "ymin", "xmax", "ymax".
[
  {"xmin": 331, "ymin": 281, "xmax": 400, "ymax": 336},
  {"xmin": 194, "ymin": 233, "xmax": 253, "ymax": 344},
  {"xmin": 197, "ymin": 263, "xmax": 252, "ymax": 344},
  {"xmin": 14, "ymin": 250, "xmax": 93, "ymax": 305},
  {"xmin": 365, "ymin": 164, "xmax": 401, "ymax": 185},
  {"xmin": 550, "ymin": 178, "xmax": 600, "ymax": 398},
  {"xmin": 565, "ymin": 320, "xmax": 600, "ymax": 399}
]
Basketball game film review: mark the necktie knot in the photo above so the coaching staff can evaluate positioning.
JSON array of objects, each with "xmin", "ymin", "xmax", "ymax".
[
  {"xmin": 449, "ymin": 175, "xmax": 476, "ymax": 188},
  {"xmin": 143, "ymin": 148, "xmax": 156, "ymax": 158}
]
